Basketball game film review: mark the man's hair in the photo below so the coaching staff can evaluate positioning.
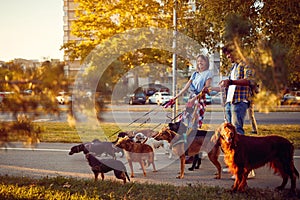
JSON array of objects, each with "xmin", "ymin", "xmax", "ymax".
[{"xmin": 222, "ymin": 45, "xmax": 233, "ymax": 54}]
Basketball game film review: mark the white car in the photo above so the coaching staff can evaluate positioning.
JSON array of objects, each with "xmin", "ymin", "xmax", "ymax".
[
  {"xmin": 56, "ymin": 92, "xmax": 72, "ymax": 104},
  {"xmin": 148, "ymin": 92, "xmax": 173, "ymax": 105}
]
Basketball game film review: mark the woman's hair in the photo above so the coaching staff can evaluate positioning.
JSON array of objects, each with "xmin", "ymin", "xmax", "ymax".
[{"xmin": 197, "ymin": 54, "xmax": 209, "ymax": 69}]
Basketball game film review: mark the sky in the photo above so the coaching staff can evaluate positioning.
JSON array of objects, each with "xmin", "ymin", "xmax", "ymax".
[{"xmin": 0, "ymin": 0, "xmax": 64, "ymax": 62}]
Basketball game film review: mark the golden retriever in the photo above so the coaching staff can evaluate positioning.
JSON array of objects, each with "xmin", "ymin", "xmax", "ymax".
[{"xmin": 213, "ymin": 122, "xmax": 299, "ymax": 193}]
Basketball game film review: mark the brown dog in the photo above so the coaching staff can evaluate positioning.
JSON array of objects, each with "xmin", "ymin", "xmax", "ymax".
[
  {"xmin": 213, "ymin": 122, "xmax": 299, "ymax": 193},
  {"xmin": 154, "ymin": 125, "xmax": 221, "ymax": 179},
  {"xmin": 115, "ymin": 137, "xmax": 157, "ymax": 177}
]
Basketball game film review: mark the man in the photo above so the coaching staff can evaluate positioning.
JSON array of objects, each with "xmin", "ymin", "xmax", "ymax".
[
  {"xmin": 219, "ymin": 45, "xmax": 256, "ymax": 178},
  {"xmin": 219, "ymin": 45, "xmax": 254, "ymax": 135}
]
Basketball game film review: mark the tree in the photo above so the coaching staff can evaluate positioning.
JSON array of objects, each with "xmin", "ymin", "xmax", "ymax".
[
  {"xmin": 0, "ymin": 61, "xmax": 71, "ymax": 146},
  {"xmin": 188, "ymin": 0, "xmax": 300, "ymax": 93},
  {"xmin": 62, "ymin": 0, "xmax": 193, "ymax": 94},
  {"xmin": 62, "ymin": 0, "xmax": 300, "ymax": 109}
]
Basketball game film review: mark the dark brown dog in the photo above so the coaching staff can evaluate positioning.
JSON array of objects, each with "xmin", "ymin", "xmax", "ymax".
[
  {"xmin": 154, "ymin": 124, "xmax": 221, "ymax": 179},
  {"xmin": 85, "ymin": 153, "xmax": 130, "ymax": 184},
  {"xmin": 168, "ymin": 122, "xmax": 205, "ymax": 171},
  {"xmin": 115, "ymin": 136, "xmax": 157, "ymax": 177},
  {"xmin": 213, "ymin": 122, "xmax": 299, "ymax": 193}
]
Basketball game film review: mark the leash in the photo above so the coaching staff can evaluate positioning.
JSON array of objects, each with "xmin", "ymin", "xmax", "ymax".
[
  {"xmin": 184, "ymin": 90, "xmax": 207, "ymax": 138},
  {"xmin": 108, "ymin": 103, "xmax": 163, "ymax": 138}
]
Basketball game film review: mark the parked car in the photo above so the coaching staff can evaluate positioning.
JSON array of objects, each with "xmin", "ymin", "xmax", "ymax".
[
  {"xmin": 281, "ymin": 92, "xmax": 300, "ymax": 105},
  {"xmin": 124, "ymin": 92, "xmax": 146, "ymax": 105},
  {"xmin": 183, "ymin": 93, "xmax": 212, "ymax": 105},
  {"xmin": 0, "ymin": 91, "xmax": 14, "ymax": 103},
  {"xmin": 56, "ymin": 92, "xmax": 72, "ymax": 105},
  {"xmin": 148, "ymin": 92, "xmax": 173, "ymax": 105},
  {"xmin": 211, "ymin": 92, "xmax": 223, "ymax": 104}
]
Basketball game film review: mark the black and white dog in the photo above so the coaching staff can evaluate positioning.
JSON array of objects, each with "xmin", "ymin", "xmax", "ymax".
[
  {"xmin": 69, "ymin": 140, "xmax": 124, "ymax": 159},
  {"xmin": 85, "ymin": 153, "xmax": 130, "ymax": 184},
  {"xmin": 133, "ymin": 132, "xmax": 172, "ymax": 160}
]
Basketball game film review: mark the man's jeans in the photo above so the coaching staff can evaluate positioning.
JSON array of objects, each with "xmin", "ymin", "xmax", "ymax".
[{"xmin": 224, "ymin": 102, "xmax": 248, "ymax": 134}]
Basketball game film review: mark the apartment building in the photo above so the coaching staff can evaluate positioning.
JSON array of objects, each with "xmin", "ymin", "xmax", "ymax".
[{"xmin": 63, "ymin": 0, "xmax": 80, "ymax": 77}]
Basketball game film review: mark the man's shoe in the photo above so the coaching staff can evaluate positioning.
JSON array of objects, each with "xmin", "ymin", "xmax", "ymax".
[
  {"xmin": 222, "ymin": 167, "xmax": 230, "ymax": 173},
  {"xmin": 248, "ymin": 170, "xmax": 255, "ymax": 179},
  {"xmin": 231, "ymin": 170, "xmax": 255, "ymax": 179}
]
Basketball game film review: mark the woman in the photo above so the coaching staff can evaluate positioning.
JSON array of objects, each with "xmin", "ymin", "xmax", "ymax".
[
  {"xmin": 171, "ymin": 55, "xmax": 212, "ymax": 171},
  {"xmin": 172, "ymin": 54, "xmax": 212, "ymax": 130}
]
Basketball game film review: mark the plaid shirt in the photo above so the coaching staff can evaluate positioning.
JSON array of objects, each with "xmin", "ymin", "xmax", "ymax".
[{"xmin": 225, "ymin": 62, "xmax": 253, "ymax": 104}]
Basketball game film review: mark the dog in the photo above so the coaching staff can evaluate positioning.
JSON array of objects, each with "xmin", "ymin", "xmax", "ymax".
[
  {"xmin": 69, "ymin": 143, "xmax": 90, "ymax": 155},
  {"xmin": 154, "ymin": 123, "xmax": 221, "ymax": 179},
  {"xmin": 115, "ymin": 136, "xmax": 157, "ymax": 178},
  {"xmin": 85, "ymin": 153, "xmax": 130, "ymax": 184},
  {"xmin": 134, "ymin": 132, "xmax": 171, "ymax": 160},
  {"xmin": 126, "ymin": 129, "xmax": 157, "ymax": 138},
  {"xmin": 168, "ymin": 122, "xmax": 205, "ymax": 170},
  {"xmin": 213, "ymin": 122, "xmax": 299, "ymax": 193},
  {"xmin": 69, "ymin": 141, "xmax": 123, "ymax": 159}
]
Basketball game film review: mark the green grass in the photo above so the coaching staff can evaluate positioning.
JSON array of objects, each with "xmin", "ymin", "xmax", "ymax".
[
  {"xmin": 3, "ymin": 121, "xmax": 300, "ymax": 148},
  {"xmin": 0, "ymin": 175, "xmax": 298, "ymax": 200},
  {"xmin": 34, "ymin": 122, "xmax": 300, "ymax": 149}
]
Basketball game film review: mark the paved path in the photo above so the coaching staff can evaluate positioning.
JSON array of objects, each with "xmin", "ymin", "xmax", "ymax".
[{"xmin": 1, "ymin": 142, "xmax": 300, "ymax": 191}]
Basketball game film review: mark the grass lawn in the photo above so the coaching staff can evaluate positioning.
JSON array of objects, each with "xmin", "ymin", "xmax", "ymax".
[
  {"xmin": 33, "ymin": 122, "xmax": 300, "ymax": 149},
  {"xmin": 0, "ymin": 175, "xmax": 299, "ymax": 200}
]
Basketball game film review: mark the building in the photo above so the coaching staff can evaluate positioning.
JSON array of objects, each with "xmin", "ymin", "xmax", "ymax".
[{"xmin": 63, "ymin": 0, "xmax": 81, "ymax": 77}]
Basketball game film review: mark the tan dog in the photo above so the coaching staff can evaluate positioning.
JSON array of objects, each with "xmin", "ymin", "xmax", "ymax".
[
  {"xmin": 213, "ymin": 122, "xmax": 299, "ymax": 193},
  {"xmin": 154, "ymin": 126, "xmax": 221, "ymax": 179},
  {"xmin": 115, "ymin": 137, "xmax": 157, "ymax": 177}
]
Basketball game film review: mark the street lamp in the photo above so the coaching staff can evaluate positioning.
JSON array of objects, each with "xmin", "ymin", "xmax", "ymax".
[{"xmin": 172, "ymin": 0, "xmax": 178, "ymax": 119}]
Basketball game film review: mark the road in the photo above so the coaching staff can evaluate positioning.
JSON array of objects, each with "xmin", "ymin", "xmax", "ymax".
[
  {"xmin": 0, "ymin": 142, "xmax": 300, "ymax": 191},
  {"xmin": 1, "ymin": 104, "xmax": 300, "ymax": 125}
]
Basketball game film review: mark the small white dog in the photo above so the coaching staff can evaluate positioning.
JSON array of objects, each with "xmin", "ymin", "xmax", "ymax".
[{"xmin": 134, "ymin": 132, "xmax": 172, "ymax": 160}]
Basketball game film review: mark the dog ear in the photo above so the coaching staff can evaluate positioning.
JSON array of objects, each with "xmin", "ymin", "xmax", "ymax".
[{"xmin": 211, "ymin": 124, "xmax": 222, "ymax": 143}]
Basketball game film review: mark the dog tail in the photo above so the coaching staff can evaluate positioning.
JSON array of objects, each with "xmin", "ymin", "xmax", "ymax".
[
  {"xmin": 294, "ymin": 165, "xmax": 299, "ymax": 178},
  {"xmin": 125, "ymin": 172, "xmax": 130, "ymax": 182}
]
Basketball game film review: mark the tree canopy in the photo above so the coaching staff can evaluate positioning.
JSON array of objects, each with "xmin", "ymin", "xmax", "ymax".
[{"xmin": 62, "ymin": 0, "xmax": 300, "ymax": 103}]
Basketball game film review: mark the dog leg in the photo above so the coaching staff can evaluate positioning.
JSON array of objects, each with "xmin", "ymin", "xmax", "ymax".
[
  {"xmin": 152, "ymin": 144, "xmax": 157, "ymax": 161},
  {"xmin": 208, "ymin": 147, "xmax": 221, "ymax": 179},
  {"xmin": 151, "ymin": 161, "xmax": 158, "ymax": 173},
  {"xmin": 276, "ymin": 174, "xmax": 289, "ymax": 191},
  {"xmin": 128, "ymin": 161, "xmax": 135, "ymax": 178},
  {"xmin": 101, "ymin": 172, "xmax": 105, "ymax": 181},
  {"xmin": 290, "ymin": 164, "xmax": 299, "ymax": 194},
  {"xmin": 237, "ymin": 172, "xmax": 248, "ymax": 192},
  {"xmin": 93, "ymin": 171, "xmax": 99, "ymax": 181},
  {"xmin": 139, "ymin": 160, "xmax": 147, "ymax": 176},
  {"xmin": 177, "ymin": 154, "xmax": 185, "ymax": 179}
]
